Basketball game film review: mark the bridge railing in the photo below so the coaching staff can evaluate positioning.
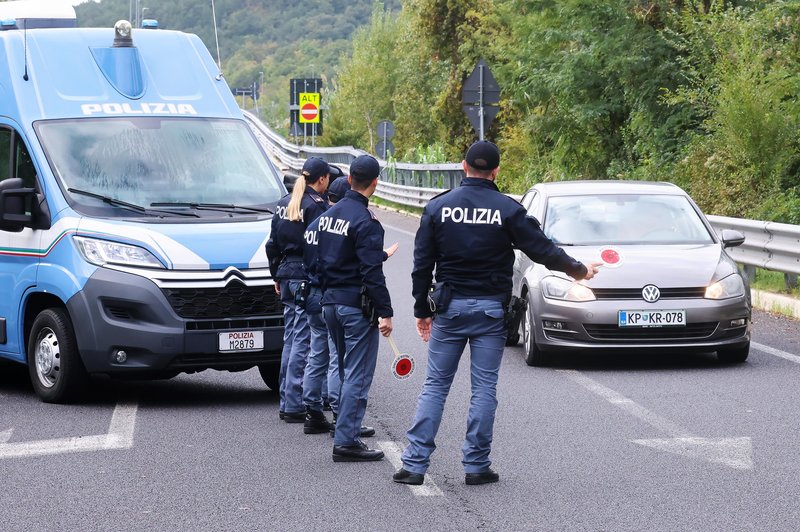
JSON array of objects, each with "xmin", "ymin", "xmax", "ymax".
[{"xmin": 244, "ymin": 111, "xmax": 800, "ymax": 289}]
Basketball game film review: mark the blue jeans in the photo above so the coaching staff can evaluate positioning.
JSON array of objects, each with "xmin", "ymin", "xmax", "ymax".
[
  {"xmin": 303, "ymin": 290, "xmax": 331, "ymax": 411},
  {"xmin": 401, "ymin": 298, "xmax": 506, "ymax": 474},
  {"xmin": 323, "ymin": 303, "xmax": 379, "ymax": 446},
  {"xmin": 279, "ymin": 279, "xmax": 310, "ymax": 415}
]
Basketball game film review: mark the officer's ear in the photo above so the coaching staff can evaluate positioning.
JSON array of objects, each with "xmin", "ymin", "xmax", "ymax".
[{"xmin": 490, "ymin": 166, "xmax": 500, "ymax": 181}]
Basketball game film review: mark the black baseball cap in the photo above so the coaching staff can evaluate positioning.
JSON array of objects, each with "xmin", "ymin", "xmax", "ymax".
[
  {"xmin": 349, "ymin": 154, "xmax": 381, "ymax": 182},
  {"xmin": 465, "ymin": 140, "xmax": 500, "ymax": 171},
  {"xmin": 301, "ymin": 157, "xmax": 331, "ymax": 182},
  {"xmin": 328, "ymin": 175, "xmax": 351, "ymax": 203}
]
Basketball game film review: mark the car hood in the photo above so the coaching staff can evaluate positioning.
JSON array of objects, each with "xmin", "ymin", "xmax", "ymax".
[
  {"xmin": 559, "ymin": 244, "xmax": 729, "ymax": 288},
  {"xmin": 74, "ymin": 216, "xmax": 270, "ymax": 270}
]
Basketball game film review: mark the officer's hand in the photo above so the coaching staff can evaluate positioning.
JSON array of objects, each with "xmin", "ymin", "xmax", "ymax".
[
  {"xmin": 416, "ymin": 317, "xmax": 432, "ymax": 342},
  {"xmin": 274, "ymin": 283, "xmax": 281, "ymax": 296},
  {"xmin": 378, "ymin": 317, "xmax": 393, "ymax": 337},
  {"xmin": 384, "ymin": 242, "xmax": 399, "ymax": 258},
  {"xmin": 582, "ymin": 261, "xmax": 603, "ymax": 280}
]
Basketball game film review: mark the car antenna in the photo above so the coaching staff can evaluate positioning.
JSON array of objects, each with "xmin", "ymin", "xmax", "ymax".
[
  {"xmin": 22, "ymin": 18, "xmax": 29, "ymax": 81},
  {"xmin": 210, "ymin": 0, "xmax": 223, "ymax": 80}
]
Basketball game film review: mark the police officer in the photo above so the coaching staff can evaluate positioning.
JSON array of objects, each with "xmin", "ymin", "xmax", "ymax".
[
  {"xmin": 266, "ymin": 157, "xmax": 332, "ymax": 427},
  {"xmin": 393, "ymin": 141, "xmax": 600, "ymax": 485},
  {"xmin": 317, "ymin": 154, "xmax": 393, "ymax": 462},
  {"xmin": 305, "ymin": 175, "xmax": 398, "ymax": 439}
]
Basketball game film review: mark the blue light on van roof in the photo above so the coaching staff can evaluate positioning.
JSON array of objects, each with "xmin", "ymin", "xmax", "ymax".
[
  {"xmin": 0, "ymin": 18, "xmax": 17, "ymax": 30},
  {"xmin": 141, "ymin": 19, "xmax": 158, "ymax": 29}
]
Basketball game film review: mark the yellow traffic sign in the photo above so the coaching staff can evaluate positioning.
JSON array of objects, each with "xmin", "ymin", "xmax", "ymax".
[{"xmin": 299, "ymin": 92, "xmax": 320, "ymax": 123}]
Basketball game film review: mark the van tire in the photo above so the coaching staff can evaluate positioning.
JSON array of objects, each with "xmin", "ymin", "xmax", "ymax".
[
  {"xmin": 258, "ymin": 363, "xmax": 280, "ymax": 391},
  {"xmin": 27, "ymin": 308, "xmax": 89, "ymax": 403}
]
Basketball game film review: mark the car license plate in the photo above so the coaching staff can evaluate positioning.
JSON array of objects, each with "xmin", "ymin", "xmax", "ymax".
[
  {"xmin": 618, "ymin": 310, "xmax": 686, "ymax": 328},
  {"xmin": 219, "ymin": 330, "xmax": 263, "ymax": 352}
]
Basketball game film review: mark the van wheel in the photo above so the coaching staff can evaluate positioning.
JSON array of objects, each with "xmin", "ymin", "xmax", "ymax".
[
  {"xmin": 258, "ymin": 363, "xmax": 280, "ymax": 391},
  {"xmin": 523, "ymin": 293, "xmax": 550, "ymax": 367},
  {"xmin": 27, "ymin": 308, "xmax": 88, "ymax": 403}
]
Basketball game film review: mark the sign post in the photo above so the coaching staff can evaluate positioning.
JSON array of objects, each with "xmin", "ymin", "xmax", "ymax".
[
  {"xmin": 375, "ymin": 120, "xmax": 395, "ymax": 159},
  {"xmin": 461, "ymin": 59, "xmax": 501, "ymax": 140}
]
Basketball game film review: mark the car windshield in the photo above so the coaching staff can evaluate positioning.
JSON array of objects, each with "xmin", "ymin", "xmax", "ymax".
[
  {"xmin": 543, "ymin": 194, "xmax": 714, "ymax": 245},
  {"xmin": 35, "ymin": 117, "xmax": 283, "ymax": 214}
]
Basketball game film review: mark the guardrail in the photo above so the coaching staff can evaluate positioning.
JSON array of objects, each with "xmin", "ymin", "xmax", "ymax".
[{"xmin": 244, "ymin": 111, "xmax": 800, "ymax": 289}]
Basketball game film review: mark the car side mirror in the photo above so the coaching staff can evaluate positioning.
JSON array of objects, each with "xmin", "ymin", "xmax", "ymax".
[
  {"xmin": 721, "ymin": 229, "xmax": 745, "ymax": 248},
  {"xmin": 0, "ymin": 178, "xmax": 35, "ymax": 232}
]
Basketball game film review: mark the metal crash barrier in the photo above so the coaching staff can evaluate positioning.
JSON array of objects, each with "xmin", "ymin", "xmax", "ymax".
[{"xmin": 244, "ymin": 111, "xmax": 800, "ymax": 288}]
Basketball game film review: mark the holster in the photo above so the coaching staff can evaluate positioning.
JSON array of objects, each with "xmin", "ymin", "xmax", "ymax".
[
  {"xmin": 427, "ymin": 282, "xmax": 453, "ymax": 314},
  {"xmin": 360, "ymin": 286, "xmax": 379, "ymax": 328},
  {"xmin": 504, "ymin": 295, "xmax": 528, "ymax": 330},
  {"xmin": 294, "ymin": 280, "xmax": 310, "ymax": 308}
]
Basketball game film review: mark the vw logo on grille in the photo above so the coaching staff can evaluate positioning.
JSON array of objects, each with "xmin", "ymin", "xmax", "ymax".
[{"xmin": 642, "ymin": 285, "xmax": 661, "ymax": 303}]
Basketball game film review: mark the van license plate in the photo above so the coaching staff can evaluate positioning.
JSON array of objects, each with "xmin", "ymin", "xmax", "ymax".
[
  {"xmin": 219, "ymin": 331, "xmax": 264, "ymax": 352},
  {"xmin": 618, "ymin": 310, "xmax": 686, "ymax": 328}
]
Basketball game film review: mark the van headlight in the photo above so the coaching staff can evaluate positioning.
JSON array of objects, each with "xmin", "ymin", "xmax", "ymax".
[
  {"xmin": 74, "ymin": 236, "xmax": 164, "ymax": 268},
  {"xmin": 541, "ymin": 276, "xmax": 596, "ymax": 302},
  {"xmin": 705, "ymin": 273, "xmax": 745, "ymax": 299}
]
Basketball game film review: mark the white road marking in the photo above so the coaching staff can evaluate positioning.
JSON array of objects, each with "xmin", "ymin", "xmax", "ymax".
[
  {"xmin": 558, "ymin": 370, "xmax": 753, "ymax": 469},
  {"xmin": 752, "ymin": 341, "xmax": 800, "ymax": 364},
  {"xmin": 377, "ymin": 440, "xmax": 444, "ymax": 497},
  {"xmin": 0, "ymin": 401, "xmax": 137, "ymax": 459},
  {"xmin": 382, "ymin": 224, "xmax": 417, "ymax": 238}
]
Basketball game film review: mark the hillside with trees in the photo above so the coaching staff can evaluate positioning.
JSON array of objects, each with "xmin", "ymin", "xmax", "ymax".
[{"xmin": 325, "ymin": 0, "xmax": 800, "ymax": 224}]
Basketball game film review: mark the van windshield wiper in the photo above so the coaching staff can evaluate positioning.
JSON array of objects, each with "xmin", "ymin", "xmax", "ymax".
[
  {"xmin": 150, "ymin": 202, "xmax": 273, "ymax": 214},
  {"xmin": 68, "ymin": 188, "xmax": 199, "ymax": 217}
]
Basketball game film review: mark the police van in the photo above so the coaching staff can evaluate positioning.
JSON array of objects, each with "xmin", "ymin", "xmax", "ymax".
[{"xmin": 0, "ymin": 2, "xmax": 286, "ymax": 402}]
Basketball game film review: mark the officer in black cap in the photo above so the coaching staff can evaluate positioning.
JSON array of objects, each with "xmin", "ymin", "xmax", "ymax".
[
  {"xmin": 327, "ymin": 175, "xmax": 351, "ymax": 204},
  {"xmin": 393, "ymin": 141, "xmax": 600, "ymax": 486},
  {"xmin": 266, "ymin": 157, "xmax": 332, "ymax": 428},
  {"xmin": 316, "ymin": 154, "xmax": 394, "ymax": 462}
]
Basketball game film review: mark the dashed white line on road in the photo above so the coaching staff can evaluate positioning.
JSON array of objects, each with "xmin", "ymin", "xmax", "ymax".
[
  {"xmin": 558, "ymin": 370, "xmax": 753, "ymax": 469},
  {"xmin": 0, "ymin": 401, "xmax": 138, "ymax": 459},
  {"xmin": 383, "ymin": 224, "xmax": 417, "ymax": 238},
  {"xmin": 377, "ymin": 440, "xmax": 444, "ymax": 497},
  {"xmin": 0, "ymin": 429, "xmax": 12, "ymax": 443},
  {"xmin": 752, "ymin": 341, "xmax": 800, "ymax": 364}
]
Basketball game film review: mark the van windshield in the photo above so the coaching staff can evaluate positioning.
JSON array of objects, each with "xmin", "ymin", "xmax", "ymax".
[{"xmin": 35, "ymin": 117, "xmax": 284, "ymax": 213}]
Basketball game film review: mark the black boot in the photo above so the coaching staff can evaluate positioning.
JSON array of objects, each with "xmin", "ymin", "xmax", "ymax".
[
  {"xmin": 329, "ymin": 412, "xmax": 375, "ymax": 438},
  {"xmin": 304, "ymin": 407, "xmax": 332, "ymax": 435}
]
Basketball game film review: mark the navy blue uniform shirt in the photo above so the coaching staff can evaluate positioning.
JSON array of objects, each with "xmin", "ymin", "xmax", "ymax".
[
  {"xmin": 265, "ymin": 187, "xmax": 327, "ymax": 280},
  {"xmin": 316, "ymin": 190, "xmax": 393, "ymax": 318},
  {"xmin": 412, "ymin": 177, "xmax": 587, "ymax": 318}
]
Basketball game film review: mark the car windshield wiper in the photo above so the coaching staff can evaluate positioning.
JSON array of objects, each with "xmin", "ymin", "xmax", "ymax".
[
  {"xmin": 150, "ymin": 202, "xmax": 273, "ymax": 214},
  {"xmin": 68, "ymin": 188, "xmax": 199, "ymax": 217}
]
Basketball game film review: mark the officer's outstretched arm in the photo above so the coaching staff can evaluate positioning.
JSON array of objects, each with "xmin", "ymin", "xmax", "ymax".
[
  {"xmin": 509, "ymin": 207, "xmax": 588, "ymax": 280},
  {"xmin": 355, "ymin": 222, "xmax": 394, "ymax": 319}
]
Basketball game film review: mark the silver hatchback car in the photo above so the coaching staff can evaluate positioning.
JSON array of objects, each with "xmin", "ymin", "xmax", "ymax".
[{"xmin": 510, "ymin": 181, "xmax": 751, "ymax": 365}]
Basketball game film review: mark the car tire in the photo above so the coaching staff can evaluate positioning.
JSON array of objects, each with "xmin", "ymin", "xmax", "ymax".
[
  {"xmin": 27, "ymin": 308, "xmax": 89, "ymax": 404},
  {"xmin": 258, "ymin": 363, "xmax": 280, "ymax": 390},
  {"xmin": 717, "ymin": 342, "xmax": 749, "ymax": 363},
  {"xmin": 505, "ymin": 331, "xmax": 520, "ymax": 346},
  {"xmin": 522, "ymin": 292, "xmax": 550, "ymax": 367}
]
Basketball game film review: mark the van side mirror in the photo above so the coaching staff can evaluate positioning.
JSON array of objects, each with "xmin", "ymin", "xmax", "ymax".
[
  {"xmin": 721, "ymin": 229, "xmax": 745, "ymax": 248},
  {"xmin": 0, "ymin": 178, "xmax": 35, "ymax": 232}
]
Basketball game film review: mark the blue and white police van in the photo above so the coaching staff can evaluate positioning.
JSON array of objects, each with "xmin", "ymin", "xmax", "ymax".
[{"xmin": 0, "ymin": 2, "xmax": 286, "ymax": 402}]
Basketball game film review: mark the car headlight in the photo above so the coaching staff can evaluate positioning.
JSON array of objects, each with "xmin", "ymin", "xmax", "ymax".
[
  {"xmin": 705, "ymin": 273, "xmax": 745, "ymax": 299},
  {"xmin": 74, "ymin": 236, "xmax": 164, "ymax": 268},
  {"xmin": 540, "ymin": 276, "xmax": 596, "ymax": 302}
]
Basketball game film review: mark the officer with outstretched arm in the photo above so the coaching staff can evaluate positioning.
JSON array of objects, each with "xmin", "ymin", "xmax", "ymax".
[
  {"xmin": 317, "ymin": 154, "xmax": 394, "ymax": 462},
  {"xmin": 393, "ymin": 141, "xmax": 600, "ymax": 485}
]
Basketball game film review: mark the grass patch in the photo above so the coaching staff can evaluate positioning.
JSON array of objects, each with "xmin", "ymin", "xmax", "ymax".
[{"xmin": 749, "ymin": 267, "xmax": 800, "ymax": 297}]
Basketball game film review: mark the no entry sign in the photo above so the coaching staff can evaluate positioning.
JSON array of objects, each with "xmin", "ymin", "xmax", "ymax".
[{"xmin": 299, "ymin": 92, "xmax": 320, "ymax": 123}]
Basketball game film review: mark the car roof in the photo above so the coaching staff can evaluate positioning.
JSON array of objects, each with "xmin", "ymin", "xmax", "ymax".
[{"xmin": 530, "ymin": 180, "xmax": 685, "ymax": 196}]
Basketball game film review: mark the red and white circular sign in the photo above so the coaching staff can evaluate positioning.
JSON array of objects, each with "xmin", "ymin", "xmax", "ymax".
[
  {"xmin": 300, "ymin": 102, "xmax": 319, "ymax": 122},
  {"xmin": 599, "ymin": 247, "xmax": 623, "ymax": 268},
  {"xmin": 392, "ymin": 354, "xmax": 415, "ymax": 380}
]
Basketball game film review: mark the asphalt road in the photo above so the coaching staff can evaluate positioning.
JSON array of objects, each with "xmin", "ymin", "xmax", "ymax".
[{"xmin": 1, "ymin": 207, "xmax": 799, "ymax": 531}]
